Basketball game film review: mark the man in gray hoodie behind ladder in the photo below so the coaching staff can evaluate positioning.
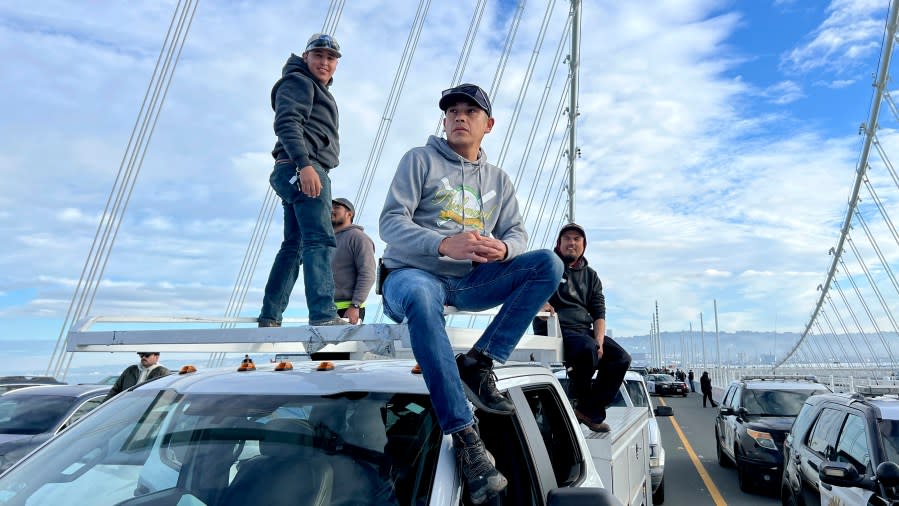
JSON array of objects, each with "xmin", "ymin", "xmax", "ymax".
[{"xmin": 379, "ymin": 84, "xmax": 563, "ymax": 504}]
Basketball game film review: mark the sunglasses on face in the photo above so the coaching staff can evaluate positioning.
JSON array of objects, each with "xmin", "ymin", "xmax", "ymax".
[{"xmin": 138, "ymin": 353, "xmax": 154, "ymax": 358}]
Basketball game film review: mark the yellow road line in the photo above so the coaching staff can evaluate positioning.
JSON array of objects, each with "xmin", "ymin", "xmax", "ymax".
[{"xmin": 658, "ymin": 397, "xmax": 727, "ymax": 505}]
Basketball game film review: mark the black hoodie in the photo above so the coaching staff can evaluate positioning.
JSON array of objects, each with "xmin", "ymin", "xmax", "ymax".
[{"xmin": 270, "ymin": 54, "xmax": 340, "ymax": 169}]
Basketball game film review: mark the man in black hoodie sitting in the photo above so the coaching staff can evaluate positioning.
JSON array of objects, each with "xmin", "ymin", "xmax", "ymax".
[{"xmin": 534, "ymin": 223, "xmax": 631, "ymax": 432}]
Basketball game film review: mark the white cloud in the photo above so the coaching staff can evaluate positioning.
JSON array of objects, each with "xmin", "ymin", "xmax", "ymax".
[{"xmin": 0, "ymin": 0, "xmax": 896, "ymax": 343}]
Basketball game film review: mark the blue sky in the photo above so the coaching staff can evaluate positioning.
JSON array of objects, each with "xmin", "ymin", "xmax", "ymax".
[{"xmin": 0, "ymin": 0, "xmax": 896, "ymax": 370}]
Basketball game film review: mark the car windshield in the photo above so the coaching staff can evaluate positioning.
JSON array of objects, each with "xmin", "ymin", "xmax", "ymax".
[
  {"xmin": 0, "ymin": 390, "xmax": 441, "ymax": 506},
  {"xmin": 0, "ymin": 395, "xmax": 78, "ymax": 435},
  {"xmin": 624, "ymin": 380, "xmax": 650, "ymax": 409},
  {"xmin": 655, "ymin": 375, "xmax": 676, "ymax": 383},
  {"xmin": 879, "ymin": 419, "xmax": 899, "ymax": 464},
  {"xmin": 741, "ymin": 389, "xmax": 826, "ymax": 416}
]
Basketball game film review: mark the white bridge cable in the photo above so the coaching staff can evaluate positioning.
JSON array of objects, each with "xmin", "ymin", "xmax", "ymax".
[
  {"xmin": 776, "ymin": 0, "xmax": 899, "ymax": 367},
  {"xmin": 862, "ymin": 175, "xmax": 899, "ymax": 248},
  {"xmin": 353, "ymin": 0, "xmax": 432, "ymax": 220},
  {"xmin": 510, "ymin": 16, "xmax": 572, "ymax": 189},
  {"xmin": 495, "ymin": 0, "xmax": 558, "ymax": 170},
  {"xmin": 846, "ymin": 234, "xmax": 899, "ymax": 337},
  {"xmin": 836, "ymin": 255, "xmax": 896, "ymax": 365},
  {"xmin": 488, "ymin": 0, "xmax": 527, "ymax": 101},
  {"xmin": 855, "ymin": 210, "xmax": 899, "ymax": 298},
  {"xmin": 433, "ymin": 0, "xmax": 489, "ymax": 137},
  {"xmin": 533, "ymin": 135, "xmax": 572, "ymax": 247},
  {"xmin": 830, "ymin": 277, "xmax": 886, "ymax": 364},
  {"xmin": 872, "ymin": 134, "xmax": 899, "ymax": 192},
  {"xmin": 522, "ymin": 81, "xmax": 570, "ymax": 229},
  {"xmin": 48, "ymin": 0, "xmax": 200, "ymax": 379},
  {"xmin": 823, "ymin": 298, "xmax": 868, "ymax": 366},
  {"xmin": 321, "ymin": 0, "xmax": 346, "ymax": 35}
]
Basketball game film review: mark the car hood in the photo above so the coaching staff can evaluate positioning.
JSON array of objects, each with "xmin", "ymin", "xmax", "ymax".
[
  {"xmin": 745, "ymin": 416, "xmax": 794, "ymax": 433},
  {"xmin": 0, "ymin": 434, "xmax": 34, "ymax": 448}
]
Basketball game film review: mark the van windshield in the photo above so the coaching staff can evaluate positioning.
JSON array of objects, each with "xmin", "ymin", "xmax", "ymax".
[{"xmin": 0, "ymin": 390, "xmax": 441, "ymax": 506}]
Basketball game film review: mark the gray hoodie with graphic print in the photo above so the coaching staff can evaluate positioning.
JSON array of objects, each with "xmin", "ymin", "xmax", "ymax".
[{"xmin": 379, "ymin": 135, "xmax": 527, "ymax": 277}]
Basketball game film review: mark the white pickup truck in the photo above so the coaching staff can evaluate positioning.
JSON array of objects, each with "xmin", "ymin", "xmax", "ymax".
[{"xmin": 0, "ymin": 316, "xmax": 651, "ymax": 506}]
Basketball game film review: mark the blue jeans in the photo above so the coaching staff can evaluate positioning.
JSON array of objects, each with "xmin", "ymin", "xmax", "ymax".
[
  {"xmin": 260, "ymin": 161, "xmax": 337, "ymax": 324},
  {"xmin": 382, "ymin": 249, "xmax": 563, "ymax": 434}
]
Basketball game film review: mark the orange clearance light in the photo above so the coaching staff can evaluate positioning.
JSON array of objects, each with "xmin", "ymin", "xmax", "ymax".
[
  {"xmin": 316, "ymin": 361, "xmax": 335, "ymax": 371},
  {"xmin": 411, "ymin": 364, "xmax": 422, "ymax": 374},
  {"xmin": 179, "ymin": 365, "xmax": 197, "ymax": 375},
  {"xmin": 274, "ymin": 361, "xmax": 294, "ymax": 371},
  {"xmin": 237, "ymin": 361, "xmax": 256, "ymax": 372}
]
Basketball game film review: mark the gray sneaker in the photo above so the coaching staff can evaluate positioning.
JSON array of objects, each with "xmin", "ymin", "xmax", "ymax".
[
  {"xmin": 309, "ymin": 317, "xmax": 349, "ymax": 326},
  {"xmin": 452, "ymin": 428, "xmax": 507, "ymax": 504}
]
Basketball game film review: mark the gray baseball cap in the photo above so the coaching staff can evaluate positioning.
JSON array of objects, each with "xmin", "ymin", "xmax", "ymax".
[{"xmin": 332, "ymin": 198, "xmax": 355, "ymax": 214}]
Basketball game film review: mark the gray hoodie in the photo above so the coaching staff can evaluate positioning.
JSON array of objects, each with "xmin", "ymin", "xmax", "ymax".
[
  {"xmin": 332, "ymin": 224, "xmax": 376, "ymax": 305},
  {"xmin": 380, "ymin": 135, "xmax": 528, "ymax": 277}
]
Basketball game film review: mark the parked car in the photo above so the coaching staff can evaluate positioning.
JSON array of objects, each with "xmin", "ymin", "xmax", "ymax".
[
  {"xmin": 622, "ymin": 371, "xmax": 672, "ymax": 504},
  {"xmin": 715, "ymin": 375, "xmax": 830, "ymax": 494},
  {"xmin": 0, "ymin": 375, "xmax": 65, "ymax": 395},
  {"xmin": 781, "ymin": 386, "xmax": 899, "ymax": 506},
  {"xmin": 0, "ymin": 384, "xmax": 109, "ymax": 472},
  {"xmin": 646, "ymin": 374, "xmax": 689, "ymax": 397}
]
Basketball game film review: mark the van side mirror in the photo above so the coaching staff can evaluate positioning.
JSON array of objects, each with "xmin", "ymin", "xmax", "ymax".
[
  {"xmin": 736, "ymin": 407, "xmax": 749, "ymax": 418},
  {"xmin": 654, "ymin": 405, "xmax": 673, "ymax": 417},
  {"xmin": 719, "ymin": 407, "xmax": 733, "ymax": 416}
]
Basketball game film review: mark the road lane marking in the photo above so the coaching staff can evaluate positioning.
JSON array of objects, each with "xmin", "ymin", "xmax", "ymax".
[{"xmin": 658, "ymin": 397, "xmax": 727, "ymax": 506}]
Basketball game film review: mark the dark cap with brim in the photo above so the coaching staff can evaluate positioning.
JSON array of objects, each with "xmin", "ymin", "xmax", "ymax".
[
  {"xmin": 439, "ymin": 83, "xmax": 492, "ymax": 117},
  {"xmin": 332, "ymin": 197, "xmax": 355, "ymax": 215}
]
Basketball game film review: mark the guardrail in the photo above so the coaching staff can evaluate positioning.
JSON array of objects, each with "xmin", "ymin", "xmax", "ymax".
[{"xmin": 702, "ymin": 364, "xmax": 899, "ymax": 393}]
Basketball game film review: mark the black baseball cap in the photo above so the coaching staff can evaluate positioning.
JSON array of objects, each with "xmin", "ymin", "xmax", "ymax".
[
  {"xmin": 558, "ymin": 223, "xmax": 586, "ymax": 240},
  {"xmin": 439, "ymin": 83, "xmax": 492, "ymax": 117}
]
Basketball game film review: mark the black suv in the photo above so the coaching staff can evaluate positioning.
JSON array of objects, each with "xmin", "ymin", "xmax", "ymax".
[
  {"xmin": 714, "ymin": 375, "xmax": 830, "ymax": 494},
  {"xmin": 781, "ymin": 387, "xmax": 899, "ymax": 506}
]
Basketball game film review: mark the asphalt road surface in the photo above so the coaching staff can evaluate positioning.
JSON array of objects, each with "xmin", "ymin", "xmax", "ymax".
[{"xmin": 653, "ymin": 391, "xmax": 780, "ymax": 506}]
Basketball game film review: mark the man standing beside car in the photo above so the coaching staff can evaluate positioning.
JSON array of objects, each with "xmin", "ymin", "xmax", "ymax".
[
  {"xmin": 700, "ymin": 371, "xmax": 717, "ymax": 407},
  {"xmin": 104, "ymin": 352, "xmax": 169, "ymax": 401}
]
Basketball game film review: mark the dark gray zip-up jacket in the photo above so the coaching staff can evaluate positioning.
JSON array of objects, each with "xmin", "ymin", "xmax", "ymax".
[
  {"xmin": 270, "ymin": 54, "xmax": 340, "ymax": 169},
  {"xmin": 104, "ymin": 364, "xmax": 170, "ymax": 401}
]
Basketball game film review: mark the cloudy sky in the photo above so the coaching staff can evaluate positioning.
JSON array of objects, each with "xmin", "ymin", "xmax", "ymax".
[{"xmin": 1, "ymin": 0, "xmax": 895, "ymax": 357}]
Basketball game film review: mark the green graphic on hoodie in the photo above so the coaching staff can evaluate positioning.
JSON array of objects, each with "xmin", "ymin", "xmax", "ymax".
[{"xmin": 434, "ymin": 177, "xmax": 496, "ymax": 232}]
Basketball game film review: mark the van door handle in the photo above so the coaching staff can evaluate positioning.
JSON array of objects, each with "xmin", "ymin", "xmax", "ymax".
[{"xmin": 808, "ymin": 461, "xmax": 818, "ymax": 472}]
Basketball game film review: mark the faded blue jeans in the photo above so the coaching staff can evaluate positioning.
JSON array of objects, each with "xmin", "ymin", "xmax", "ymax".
[
  {"xmin": 382, "ymin": 249, "xmax": 563, "ymax": 434},
  {"xmin": 259, "ymin": 161, "xmax": 338, "ymax": 324}
]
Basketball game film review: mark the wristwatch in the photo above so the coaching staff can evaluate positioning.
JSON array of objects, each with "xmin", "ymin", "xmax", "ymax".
[{"xmin": 350, "ymin": 303, "xmax": 361, "ymax": 309}]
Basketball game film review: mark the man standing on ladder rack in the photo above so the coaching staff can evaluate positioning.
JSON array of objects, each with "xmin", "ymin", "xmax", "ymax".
[
  {"xmin": 258, "ymin": 33, "xmax": 347, "ymax": 328},
  {"xmin": 379, "ymin": 83, "xmax": 563, "ymax": 504}
]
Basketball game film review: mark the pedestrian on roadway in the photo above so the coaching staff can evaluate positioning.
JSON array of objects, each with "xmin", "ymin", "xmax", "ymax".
[
  {"xmin": 331, "ymin": 197, "xmax": 375, "ymax": 324},
  {"xmin": 104, "ymin": 352, "xmax": 170, "ymax": 401},
  {"xmin": 700, "ymin": 371, "xmax": 717, "ymax": 408},
  {"xmin": 688, "ymin": 369, "xmax": 696, "ymax": 393}
]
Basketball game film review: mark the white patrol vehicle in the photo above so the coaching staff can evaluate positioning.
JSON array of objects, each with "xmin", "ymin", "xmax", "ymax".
[
  {"xmin": 0, "ymin": 314, "xmax": 635, "ymax": 506},
  {"xmin": 620, "ymin": 371, "xmax": 671, "ymax": 505}
]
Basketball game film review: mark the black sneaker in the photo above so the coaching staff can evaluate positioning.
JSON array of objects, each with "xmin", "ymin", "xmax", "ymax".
[
  {"xmin": 456, "ymin": 352, "xmax": 514, "ymax": 415},
  {"xmin": 453, "ymin": 429, "xmax": 507, "ymax": 504}
]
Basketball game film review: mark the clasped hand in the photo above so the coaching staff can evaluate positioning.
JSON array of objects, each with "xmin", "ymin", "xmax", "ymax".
[{"xmin": 439, "ymin": 231, "xmax": 507, "ymax": 263}]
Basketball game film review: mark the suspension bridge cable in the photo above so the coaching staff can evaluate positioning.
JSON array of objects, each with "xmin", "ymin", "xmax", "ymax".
[
  {"xmin": 488, "ymin": 0, "xmax": 527, "ymax": 100},
  {"xmin": 847, "ymin": 234, "xmax": 899, "ymax": 337},
  {"xmin": 523, "ymin": 83, "xmax": 569, "ymax": 228},
  {"xmin": 511, "ymin": 16, "xmax": 571, "ymax": 189},
  {"xmin": 872, "ymin": 134, "xmax": 899, "ymax": 191},
  {"xmin": 433, "ymin": 0, "xmax": 488, "ymax": 137},
  {"xmin": 824, "ymin": 297, "xmax": 868, "ymax": 366},
  {"xmin": 831, "ymin": 278, "xmax": 882, "ymax": 363},
  {"xmin": 855, "ymin": 210, "xmax": 899, "ymax": 297},
  {"xmin": 862, "ymin": 176, "xmax": 899, "ymax": 248},
  {"xmin": 838, "ymin": 256, "xmax": 896, "ymax": 365},
  {"xmin": 495, "ymin": 0, "xmax": 557, "ymax": 169},
  {"xmin": 353, "ymin": 0, "xmax": 433, "ymax": 219},
  {"xmin": 48, "ymin": 0, "xmax": 200, "ymax": 378}
]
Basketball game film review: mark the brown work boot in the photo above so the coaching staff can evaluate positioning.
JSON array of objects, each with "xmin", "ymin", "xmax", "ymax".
[
  {"xmin": 574, "ymin": 409, "xmax": 610, "ymax": 433},
  {"xmin": 452, "ymin": 428, "xmax": 507, "ymax": 504},
  {"xmin": 258, "ymin": 319, "xmax": 281, "ymax": 328},
  {"xmin": 456, "ymin": 351, "xmax": 514, "ymax": 414}
]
